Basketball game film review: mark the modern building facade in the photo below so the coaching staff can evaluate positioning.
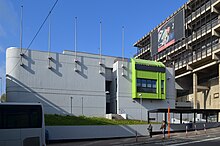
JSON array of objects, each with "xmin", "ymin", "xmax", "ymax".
[
  {"xmin": 6, "ymin": 47, "xmax": 175, "ymax": 121},
  {"xmin": 134, "ymin": 0, "xmax": 220, "ymax": 110}
]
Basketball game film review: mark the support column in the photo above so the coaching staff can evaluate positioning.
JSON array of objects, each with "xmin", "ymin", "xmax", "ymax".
[
  {"xmin": 194, "ymin": 112, "xmax": 196, "ymax": 123},
  {"xmin": 193, "ymin": 73, "xmax": 198, "ymax": 109},
  {"xmin": 205, "ymin": 114, "xmax": 208, "ymax": 123},
  {"xmin": 164, "ymin": 112, "xmax": 167, "ymax": 124},
  {"xmin": 180, "ymin": 113, "xmax": 182, "ymax": 124},
  {"xmin": 219, "ymin": 64, "xmax": 220, "ymax": 122},
  {"xmin": 147, "ymin": 111, "xmax": 150, "ymax": 124},
  {"xmin": 219, "ymin": 64, "xmax": 220, "ymax": 109}
]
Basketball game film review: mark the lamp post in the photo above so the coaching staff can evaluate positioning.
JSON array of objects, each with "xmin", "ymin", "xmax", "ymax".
[{"xmin": 139, "ymin": 93, "xmax": 142, "ymax": 122}]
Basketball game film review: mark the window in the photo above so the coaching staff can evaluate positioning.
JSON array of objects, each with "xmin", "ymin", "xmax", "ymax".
[
  {"xmin": 161, "ymin": 80, "xmax": 164, "ymax": 94},
  {"xmin": 147, "ymin": 80, "xmax": 151, "ymax": 88},
  {"xmin": 0, "ymin": 105, "xmax": 42, "ymax": 129},
  {"xmin": 136, "ymin": 78, "xmax": 157, "ymax": 93},
  {"xmin": 137, "ymin": 79, "xmax": 141, "ymax": 87},
  {"xmin": 142, "ymin": 80, "xmax": 147, "ymax": 87},
  {"xmin": 214, "ymin": 93, "xmax": 219, "ymax": 99}
]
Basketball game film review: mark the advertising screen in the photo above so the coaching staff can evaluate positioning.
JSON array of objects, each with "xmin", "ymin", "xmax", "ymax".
[{"xmin": 158, "ymin": 18, "xmax": 175, "ymax": 52}]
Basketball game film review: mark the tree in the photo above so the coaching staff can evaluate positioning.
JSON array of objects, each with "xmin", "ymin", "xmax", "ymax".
[{"xmin": 1, "ymin": 93, "xmax": 6, "ymax": 102}]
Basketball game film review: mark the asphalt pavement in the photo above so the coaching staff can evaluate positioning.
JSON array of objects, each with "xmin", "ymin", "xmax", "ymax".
[{"xmin": 49, "ymin": 126, "xmax": 220, "ymax": 146}]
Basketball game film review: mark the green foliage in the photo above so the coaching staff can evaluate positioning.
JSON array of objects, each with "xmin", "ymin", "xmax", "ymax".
[{"xmin": 45, "ymin": 114, "xmax": 156, "ymax": 126}]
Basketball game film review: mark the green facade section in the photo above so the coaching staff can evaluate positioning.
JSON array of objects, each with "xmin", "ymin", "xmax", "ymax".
[{"xmin": 131, "ymin": 58, "xmax": 166, "ymax": 100}]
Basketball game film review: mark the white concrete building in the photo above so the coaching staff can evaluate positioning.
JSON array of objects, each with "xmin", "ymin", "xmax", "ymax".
[{"xmin": 6, "ymin": 47, "xmax": 175, "ymax": 120}]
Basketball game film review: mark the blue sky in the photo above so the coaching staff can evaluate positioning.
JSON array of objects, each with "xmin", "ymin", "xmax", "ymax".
[{"xmin": 0, "ymin": 0, "xmax": 187, "ymax": 94}]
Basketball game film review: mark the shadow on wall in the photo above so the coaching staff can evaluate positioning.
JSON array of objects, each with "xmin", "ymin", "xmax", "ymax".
[
  {"xmin": 78, "ymin": 56, "xmax": 88, "ymax": 79},
  {"xmin": 22, "ymin": 50, "xmax": 35, "ymax": 74},
  {"xmin": 49, "ymin": 53, "xmax": 62, "ymax": 77},
  {"xmin": 6, "ymin": 74, "xmax": 69, "ymax": 115},
  {"xmin": 122, "ymin": 63, "xmax": 132, "ymax": 82}
]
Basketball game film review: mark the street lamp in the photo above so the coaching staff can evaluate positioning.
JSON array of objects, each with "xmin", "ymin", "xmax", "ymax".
[{"xmin": 139, "ymin": 93, "xmax": 142, "ymax": 122}]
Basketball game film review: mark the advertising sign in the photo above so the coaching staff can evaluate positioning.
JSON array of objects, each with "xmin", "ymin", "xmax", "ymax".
[{"xmin": 158, "ymin": 18, "xmax": 175, "ymax": 52}]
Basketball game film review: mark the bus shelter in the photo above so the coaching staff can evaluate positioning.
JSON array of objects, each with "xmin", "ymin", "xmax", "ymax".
[{"xmin": 148, "ymin": 108, "xmax": 220, "ymax": 124}]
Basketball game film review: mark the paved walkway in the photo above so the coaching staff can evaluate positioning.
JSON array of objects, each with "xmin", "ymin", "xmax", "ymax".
[{"xmin": 48, "ymin": 127, "xmax": 220, "ymax": 146}]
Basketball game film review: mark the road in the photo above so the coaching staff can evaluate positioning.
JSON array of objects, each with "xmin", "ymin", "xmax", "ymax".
[{"xmin": 49, "ymin": 126, "xmax": 220, "ymax": 146}]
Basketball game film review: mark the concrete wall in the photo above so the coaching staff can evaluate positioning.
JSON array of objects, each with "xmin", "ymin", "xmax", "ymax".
[
  {"xmin": 185, "ymin": 77, "xmax": 220, "ymax": 110},
  {"xmin": 6, "ymin": 48, "xmax": 118, "ymax": 116},
  {"xmin": 46, "ymin": 124, "xmax": 161, "ymax": 140},
  {"xmin": 46, "ymin": 122, "xmax": 220, "ymax": 140},
  {"xmin": 113, "ymin": 60, "xmax": 176, "ymax": 121},
  {"xmin": 6, "ymin": 47, "xmax": 176, "ymax": 120}
]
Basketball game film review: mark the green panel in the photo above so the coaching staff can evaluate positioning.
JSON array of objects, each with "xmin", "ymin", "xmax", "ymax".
[
  {"xmin": 136, "ymin": 70, "xmax": 158, "ymax": 79},
  {"xmin": 131, "ymin": 58, "xmax": 166, "ymax": 100},
  {"xmin": 131, "ymin": 59, "xmax": 136, "ymax": 98},
  {"xmin": 133, "ymin": 59, "xmax": 165, "ymax": 67}
]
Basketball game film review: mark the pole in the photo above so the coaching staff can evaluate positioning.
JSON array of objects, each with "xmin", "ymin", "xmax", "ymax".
[
  {"xmin": 135, "ymin": 131, "xmax": 138, "ymax": 142},
  {"xmin": 122, "ymin": 26, "xmax": 124, "ymax": 63},
  {"xmin": 82, "ymin": 97, "xmax": 84, "ymax": 116},
  {"xmin": 48, "ymin": 14, "xmax": 51, "ymax": 57},
  {"xmin": 20, "ymin": 5, "xmax": 23, "ymax": 53},
  {"xmin": 74, "ymin": 17, "xmax": 77, "ymax": 60},
  {"xmin": 70, "ymin": 97, "xmax": 73, "ymax": 115},
  {"xmin": 121, "ymin": 26, "xmax": 125, "ymax": 75},
  {"xmin": 138, "ymin": 94, "xmax": 142, "ymax": 121},
  {"xmin": 195, "ymin": 124, "xmax": 197, "ymax": 135},
  {"xmin": 0, "ymin": 77, "xmax": 2, "ymax": 100},
  {"xmin": 204, "ymin": 124, "xmax": 206, "ymax": 134},
  {"xmin": 20, "ymin": 5, "xmax": 24, "ymax": 65},
  {"xmin": 100, "ymin": 21, "xmax": 102, "ymax": 64},
  {"xmin": 168, "ymin": 105, "xmax": 170, "ymax": 138}
]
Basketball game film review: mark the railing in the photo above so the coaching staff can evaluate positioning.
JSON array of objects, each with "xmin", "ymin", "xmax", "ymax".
[
  {"xmin": 157, "ymin": 18, "xmax": 219, "ymax": 60},
  {"xmin": 134, "ymin": 45, "xmax": 150, "ymax": 58},
  {"xmin": 186, "ymin": 0, "xmax": 216, "ymax": 23},
  {"xmin": 134, "ymin": 16, "xmax": 219, "ymax": 58},
  {"xmin": 174, "ymin": 43, "xmax": 220, "ymax": 70},
  {"xmin": 175, "ymin": 101, "xmax": 193, "ymax": 108}
]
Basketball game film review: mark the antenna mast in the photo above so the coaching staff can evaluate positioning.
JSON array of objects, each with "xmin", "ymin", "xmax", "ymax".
[
  {"xmin": 48, "ymin": 14, "xmax": 52, "ymax": 69},
  {"xmin": 74, "ymin": 17, "xmax": 77, "ymax": 61},
  {"xmin": 121, "ymin": 26, "xmax": 125, "ymax": 76},
  {"xmin": 122, "ymin": 26, "xmax": 124, "ymax": 62},
  {"xmin": 48, "ymin": 14, "xmax": 51, "ymax": 57},
  {"xmin": 99, "ymin": 21, "xmax": 102, "ymax": 64},
  {"xmin": 20, "ymin": 5, "xmax": 24, "ymax": 66},
  {"xmin": 74, "ymin": 17, "xmax": 79, "ymax": 72},
  {"xmin": 99, "ymin": 20, "xmax": 104, "ymax": 74}
]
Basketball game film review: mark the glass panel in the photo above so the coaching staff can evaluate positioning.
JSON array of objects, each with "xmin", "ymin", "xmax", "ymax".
[
  {"xmin": 152, "ymin": 80, "xmax": 157, "ymax": 88},
  {"xmin": 142, "ymin": 79, "xmax": 147, "ymax": 87},
  {"xmin": 147, "ymin": 80, "xmax": 151, "ymax": 88},
  {"xmin": 137, "ymin": 79, "xmax": 141, "ymax": 87},
  {"xmin": 161, "ymin": 80, "xmax": 164, "ymax": 88},
  {"xmin": 0, "ymin": 105, "xmax": 42, "ymax": 129},
  {"xmin": 161, "ymin": 80, "xmax": 164, "ymax": 94}
]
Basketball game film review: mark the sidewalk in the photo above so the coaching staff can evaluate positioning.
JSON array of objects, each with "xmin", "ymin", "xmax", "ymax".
[{"xmin": 49, "ymin": 127, "xmax": 220, "ymax": 146}]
